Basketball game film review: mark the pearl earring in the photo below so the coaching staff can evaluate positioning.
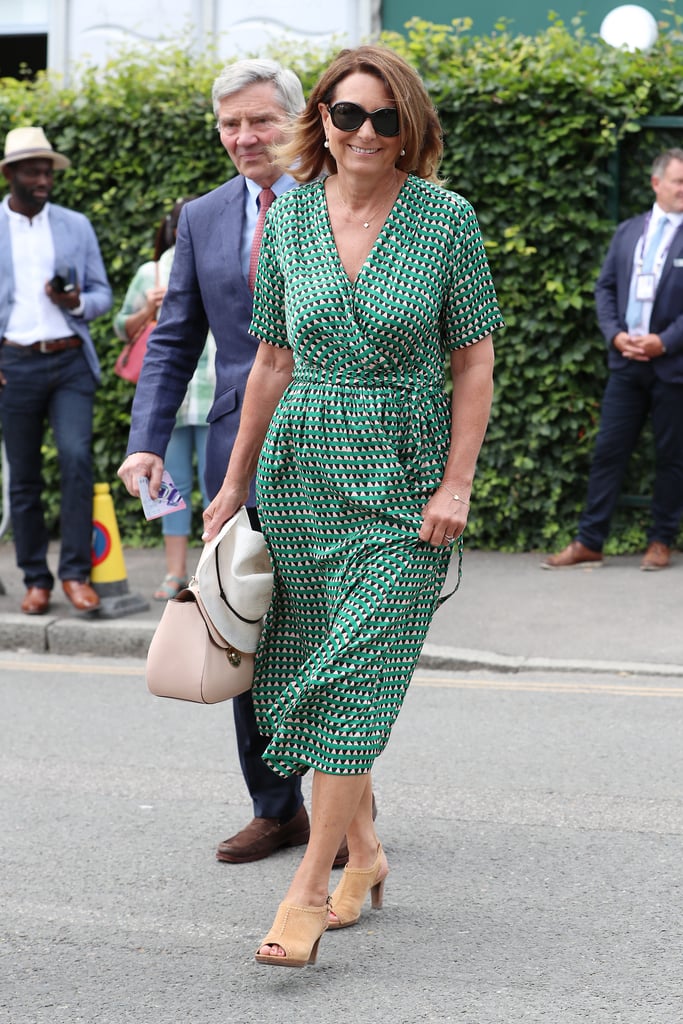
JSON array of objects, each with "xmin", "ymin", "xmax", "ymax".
[
  {"xmin": 400, "ymin": 148, "xmax": 405, "ymax": 157},
  {"xmin": 324, "ymin": 139, "xmax": 329, "ymax": 149}
]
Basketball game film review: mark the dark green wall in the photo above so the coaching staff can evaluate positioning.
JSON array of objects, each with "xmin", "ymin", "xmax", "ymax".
[{"xmin": 383, "ymin": 1, "xmax": 661, "ymax": 38}]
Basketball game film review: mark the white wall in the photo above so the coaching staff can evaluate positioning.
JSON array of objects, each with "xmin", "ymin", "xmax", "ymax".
[{"xmin": 45, "ymin": 0, "xmax": 380, "ymax": 81}]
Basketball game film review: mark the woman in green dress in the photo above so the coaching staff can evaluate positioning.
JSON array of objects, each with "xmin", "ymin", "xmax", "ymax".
[{"xmin": 202, "ymin": 44, "xmax": 504, "ymax": 968}]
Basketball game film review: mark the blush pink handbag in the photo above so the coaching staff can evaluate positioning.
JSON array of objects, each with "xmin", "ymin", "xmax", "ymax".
[{"xmin": 145, "ymin": 583, "xmax": 254, "ymax": 704}]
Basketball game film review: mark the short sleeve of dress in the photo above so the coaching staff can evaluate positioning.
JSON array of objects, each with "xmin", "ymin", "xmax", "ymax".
[
  {"xmin": 249, "ymin": 209, "xmax": 289, "ymax": 348},
  {"xmin": 442, "ymin": 198, "xmax": 504, "ymax": 351}
]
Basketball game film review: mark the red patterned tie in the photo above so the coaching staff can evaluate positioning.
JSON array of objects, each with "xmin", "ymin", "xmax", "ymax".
[{"xmin": 248, "ymin": 187, "xmax": 276, "ymax": 292}]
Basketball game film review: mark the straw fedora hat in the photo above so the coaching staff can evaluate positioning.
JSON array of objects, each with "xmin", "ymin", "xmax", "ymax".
[
  {"xmin": 1, "ymin": 126, "xmax": 70, "ymax": 170},
  {"xmin": 196, "ymin": 507, "xmax": 274, "ymax": 653}
]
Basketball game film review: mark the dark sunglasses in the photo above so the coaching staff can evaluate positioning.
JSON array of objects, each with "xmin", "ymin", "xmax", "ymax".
[{"xmin": 327, "ymin": 102, "xmax": 400, "ymax": 138}]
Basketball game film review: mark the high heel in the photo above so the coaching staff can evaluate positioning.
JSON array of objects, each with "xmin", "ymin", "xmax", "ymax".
[
  {"xmin": 328, "ymin": 842, "xmax": 388, "ymax": 929},
  {"xmin": 255, "ymin": 900, "xmax": 329, "ymax": 968}
]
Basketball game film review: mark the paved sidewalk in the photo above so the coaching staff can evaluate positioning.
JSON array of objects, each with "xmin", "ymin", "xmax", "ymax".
[{"xmin": 0, "ymin": 539, "xmax": 681, "ymax": 675}]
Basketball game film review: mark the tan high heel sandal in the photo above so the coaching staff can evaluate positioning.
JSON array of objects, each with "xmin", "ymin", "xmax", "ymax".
[
  {"xmin": 255, "ymin": 900, "xmax": 329, "ymax": 968},
  {"xmin": 328, "ymin": 842, "xmax": 388, "ymax": 930}
]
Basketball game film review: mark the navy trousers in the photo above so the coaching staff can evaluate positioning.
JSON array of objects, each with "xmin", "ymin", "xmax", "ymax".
[
  {"xmin": 0, "ymin": 345, "xmax": 96, "ymax": 588},
  {"xmin": 577, "ymin": 361, "xmax": 683, "ymax": 551},
  {"xmin": 233, "ymin": 504, "xmax": 303, "ymax": 820}
]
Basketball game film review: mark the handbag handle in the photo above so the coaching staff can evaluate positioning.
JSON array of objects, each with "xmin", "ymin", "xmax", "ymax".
[
  {"xmin": 213, "ymin": 547, "xmax": 265, "ymax": 625},
  {"xmin": 437, "ymin": 536, "xmax": 462, "ymax": 606}
]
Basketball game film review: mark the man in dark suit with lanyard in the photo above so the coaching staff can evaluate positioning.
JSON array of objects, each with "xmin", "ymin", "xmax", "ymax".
[
  {"xmin": 118, "ymin": 60, "xmax": 333, "ymax": 863},
  {"xmin": 543, "ymin": 148, "xmax": 683, "ymax": 572}
]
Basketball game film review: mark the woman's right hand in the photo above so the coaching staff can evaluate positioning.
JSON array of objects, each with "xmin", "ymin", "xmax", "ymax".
[{"xmin": 201, "ymin": 481, "xmax": 250, "ymax": 543}]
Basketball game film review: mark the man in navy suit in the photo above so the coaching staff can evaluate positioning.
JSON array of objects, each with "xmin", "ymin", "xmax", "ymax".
[
  {"xmin": 543, "ymin": 148, "xmax": 683, "ymax": 572},
  {"xmin": 117, "ymin": 60, "xmax": 321, "ymax": 862}
]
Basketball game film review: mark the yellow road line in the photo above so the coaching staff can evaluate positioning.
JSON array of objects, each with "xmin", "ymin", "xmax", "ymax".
[
  {"xmin": 0, "ymin": 658, "xmax": 144, "ymax": 677},
  {"xmin": 2, "ymin": 658, "xmax": 682, "ymax": 697},
  {"xmin": 412, "ymin": 675, "xmax": 683, "ymax": 698}
]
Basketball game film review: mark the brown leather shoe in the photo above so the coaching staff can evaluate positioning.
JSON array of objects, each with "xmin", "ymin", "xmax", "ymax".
[
  {"xmin": 21, "ymin": 586, "xmax": 51, "ymax": 615},
  {"xmin": 216, "ymin": 805, "xmax": 311, "ymax": 863},
  {"xmin": 641, "ymin": 541, "xmax": 671, "ymax": 571},
  {"xmin": 62, "ymin": 579, "xmax": 101, "ymax": 611},
  {"xmin": 541, "ymin": 540, "xmax": 603, "ymax": 570}
]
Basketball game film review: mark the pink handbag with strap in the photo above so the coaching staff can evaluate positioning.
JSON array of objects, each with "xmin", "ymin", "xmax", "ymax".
[
  {"xmin": 145, "ymin": 582, "xmax": 254, "ymax": 704},
  {"xmin": 114, "ymin": 262, "xmax": 159, "ymax": 383}
]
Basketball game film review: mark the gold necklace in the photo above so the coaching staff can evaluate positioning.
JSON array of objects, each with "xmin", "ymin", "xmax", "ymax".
[{"xmin": 336, "ymin": 174, "xmax": 400, "ymax": 229}]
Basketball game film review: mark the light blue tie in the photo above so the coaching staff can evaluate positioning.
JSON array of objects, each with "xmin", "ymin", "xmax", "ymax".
[{"xmin": 625, "ymin": 215, "xmax": 669, "ymax": 332}]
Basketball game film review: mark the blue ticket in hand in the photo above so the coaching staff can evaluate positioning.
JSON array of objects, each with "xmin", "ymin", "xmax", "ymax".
[{"xmin": 139, "ymin": 471, "xmax": 187, "ymax": 520}]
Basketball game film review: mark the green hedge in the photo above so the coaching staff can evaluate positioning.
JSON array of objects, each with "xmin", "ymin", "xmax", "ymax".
[{"xmin": 2, "ymin": 15, "xmax": 683, "ymax": 552}]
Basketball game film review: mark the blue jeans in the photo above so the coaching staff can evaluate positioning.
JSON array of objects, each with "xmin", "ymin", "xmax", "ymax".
[
  {"xmin": 0, "ymin": 346, "xmax": 96, "ymax": 589},
  {"xmin": 578, "ymin": 362, "xmax": 683, "ymax": 551},
  {"xmin": 162, "ymin": 423, "xmax": 209, "ymax": 537}
]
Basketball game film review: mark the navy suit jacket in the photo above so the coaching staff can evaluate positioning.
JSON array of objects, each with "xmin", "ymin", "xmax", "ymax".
[
  {"xmin": 0, "ymin": 202, "xmax": 112, "ymax": 382},
  {"xmin": 595, "ymin": 211, "xmax": 683, "ymax": 384},
  {"xmin": 127, "ymin": 175, "xmax": 282, "ymax": 502}
]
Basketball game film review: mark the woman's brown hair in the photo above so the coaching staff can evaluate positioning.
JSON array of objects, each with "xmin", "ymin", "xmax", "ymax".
[{"xmin": 275, "ymin": 45, "xmax": 443, "ymax": 184}]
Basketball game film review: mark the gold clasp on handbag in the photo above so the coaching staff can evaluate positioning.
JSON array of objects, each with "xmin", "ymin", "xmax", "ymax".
[{"xmin": 226, "ymin": 646, "xmax": 242, "ymax": 668}]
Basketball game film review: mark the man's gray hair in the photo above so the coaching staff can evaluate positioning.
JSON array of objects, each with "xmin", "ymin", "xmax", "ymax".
[
  {"xmin": 652, "ymin": 148, "xmax": 683, "ymax": 178},
  {"xmin": 212, "ymin": 59, "xmax": 305, "ymax": 120}
]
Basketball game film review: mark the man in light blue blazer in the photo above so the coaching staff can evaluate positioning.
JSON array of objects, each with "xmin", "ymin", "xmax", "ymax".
[
  {"xmin": 0, "ymin": 126, "xmax": 112, "ymax": 615},
  {"xmin": 118, "ymin": 61, "xmax": 337, "ymax": 865}
]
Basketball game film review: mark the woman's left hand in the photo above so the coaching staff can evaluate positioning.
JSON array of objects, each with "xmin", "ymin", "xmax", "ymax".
[{"xmin": 419, "ymin": 486, "xmax": 469, "ymax": 547}]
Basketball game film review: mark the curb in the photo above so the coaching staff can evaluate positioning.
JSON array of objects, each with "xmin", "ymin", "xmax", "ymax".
[
  {"xmin": 419, "ymin": 642, "xmax": 683, "ymax": 678},
  {"xmin": 1, "ymin": 619, "xmax": 681, "ymax": 678},
  {"xmin": 0, "ymin": 614, "xmax": 155, "ymax": 660}
]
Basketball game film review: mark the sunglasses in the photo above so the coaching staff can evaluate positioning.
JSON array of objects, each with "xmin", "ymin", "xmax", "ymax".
[{"xmin": 326, "ymin": 102, "xmax": 400, "ymax": 138}]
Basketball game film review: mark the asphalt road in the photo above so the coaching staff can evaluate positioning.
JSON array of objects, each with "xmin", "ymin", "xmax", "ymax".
[{"xmin": 2, "ymin": 653, "xmax": 682, "ymax": 1023}]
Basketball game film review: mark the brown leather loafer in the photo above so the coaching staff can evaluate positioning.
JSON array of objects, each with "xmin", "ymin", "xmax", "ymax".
[
  {"xmin": 540, "ymin": 540, "xmax": 603, "ymax": 570},
  {"xmin": 641, "ymin": 541, "xmax": 671, "ymax": 571},
  {"xmin": 62, "ymin": 579, "xmax": 101, "ymax": 611},
  {"xmin": 21, "ymin": 586, "xmax": 51, "ymax": 615},
  {"xmin": 216, "ymin": 805, "xmax": 311, "ymax": 863}
]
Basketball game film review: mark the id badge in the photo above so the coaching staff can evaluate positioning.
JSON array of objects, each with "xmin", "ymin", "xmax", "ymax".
[{"xmin": 635, "ymin": 273, "xmax": 655, "ymax": 301}]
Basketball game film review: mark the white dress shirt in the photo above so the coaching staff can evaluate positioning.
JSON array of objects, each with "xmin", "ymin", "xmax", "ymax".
[
  {"xmin": 3, "ymin": 197, "xmax": 73, "ymax": 344},
  {"xmin": 632, "ymin": 202, "xmax": 683, "ymax": 334}
]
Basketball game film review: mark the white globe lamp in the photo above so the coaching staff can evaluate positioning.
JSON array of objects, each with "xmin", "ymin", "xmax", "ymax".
[{"xmin": 600, "ymin": 5, "xmax": 659, "ymax": 52}]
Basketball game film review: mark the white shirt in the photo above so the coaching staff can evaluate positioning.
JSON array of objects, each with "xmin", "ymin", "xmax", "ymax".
[
  {"xmin": 3, "ymin": 197, "xmax": 73, "ymax": 344},
  {"xmin": 631, "ymin": 202, "xmax": 683, "ymax": 333}
]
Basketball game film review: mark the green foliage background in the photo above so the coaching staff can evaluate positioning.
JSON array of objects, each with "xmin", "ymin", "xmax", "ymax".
[{"xmin": 1, "ymin": 13, "xmax": 683, "ymax": 552}]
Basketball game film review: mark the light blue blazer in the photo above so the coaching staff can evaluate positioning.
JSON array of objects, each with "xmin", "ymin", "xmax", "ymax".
[{"xmin": 0, "ymin": 201, "xmax": 113, "ymax": 382}]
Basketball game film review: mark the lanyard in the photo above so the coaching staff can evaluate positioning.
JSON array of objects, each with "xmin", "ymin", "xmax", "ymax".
[{"xmin": 634, "ymin": 212, "xmax": 673, "ymax": 275}]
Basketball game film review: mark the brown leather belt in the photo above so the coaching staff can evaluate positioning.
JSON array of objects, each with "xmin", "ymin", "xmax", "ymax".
[{"xmin": 2, "ymin": 336, "xmax": 82, "ymax": 353}]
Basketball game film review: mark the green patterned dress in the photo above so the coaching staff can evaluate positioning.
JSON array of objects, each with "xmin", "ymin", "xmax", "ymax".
[{"xmin": 249, "ymin": 174, "xmax": 503, "ymax": 777}]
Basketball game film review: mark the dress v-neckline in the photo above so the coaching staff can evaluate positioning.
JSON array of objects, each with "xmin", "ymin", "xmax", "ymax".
[{"xmin": 319, "ymin": 176, "xmax": 406, "ymax": 287}]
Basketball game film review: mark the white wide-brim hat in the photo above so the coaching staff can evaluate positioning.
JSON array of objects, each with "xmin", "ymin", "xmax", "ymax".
[
  {"xmin": 196, "ymin": 507, "xmax": 273, "ymax": 654},
  {"xmin": 1, "ymin": 126, "xmax": 70, "ymax": 170}
]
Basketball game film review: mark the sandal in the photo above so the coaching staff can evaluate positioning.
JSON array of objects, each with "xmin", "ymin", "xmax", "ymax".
[
  {"xmin": 255, "ymin": 901, "xmax": 329, "ymax": 968},
  {"xmin": 153, "ymin": 574, "xmax": 188, "ymax": 601},
  {"xmin": 327, "ymin": 842, "xmax": 388, "ymax": 929}
]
